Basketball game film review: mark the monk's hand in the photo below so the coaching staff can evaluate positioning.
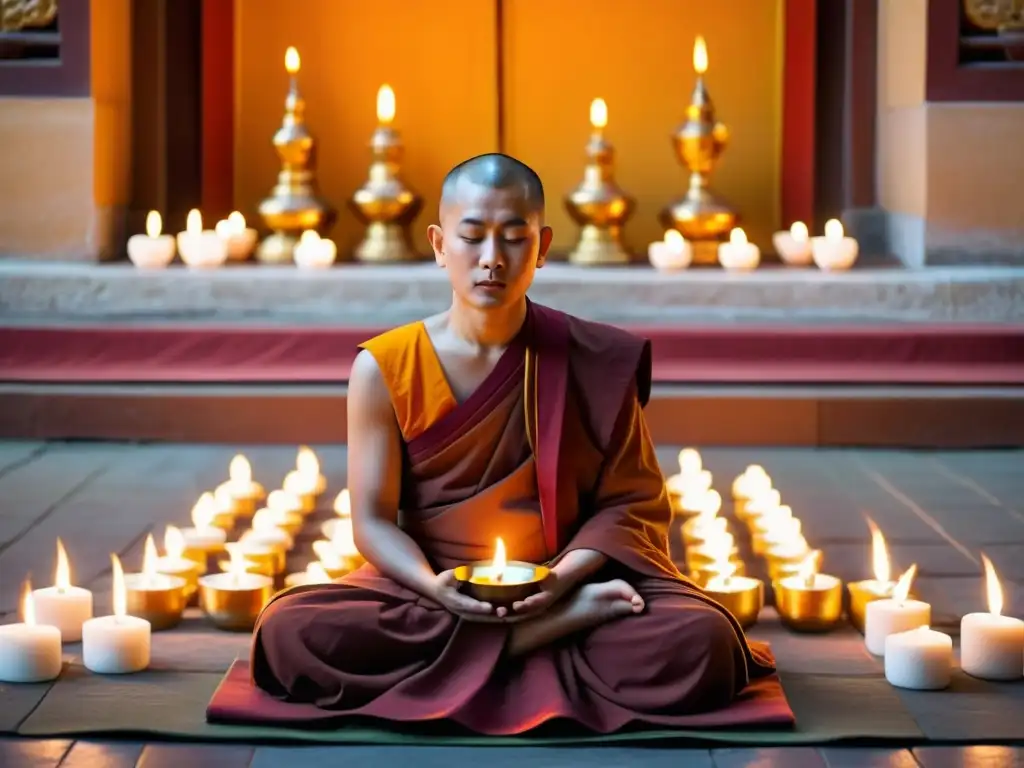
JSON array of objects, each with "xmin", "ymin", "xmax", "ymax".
[
  {"xmin": 430, "ymin": 569, "xmax": 496, "ymax": 620},
  {"xmin": 510, "ymin": 571, "xmax": 563, "ymax": 616}
]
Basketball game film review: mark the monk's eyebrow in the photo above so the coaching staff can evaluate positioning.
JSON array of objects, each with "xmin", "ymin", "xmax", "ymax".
[
  {"xmin": 459, "ymin": 218, "xmax": 486, "ymax": 227},
  {"xmin": 501, "ymin": 218, "xmax": 528, "ymax": 228}
]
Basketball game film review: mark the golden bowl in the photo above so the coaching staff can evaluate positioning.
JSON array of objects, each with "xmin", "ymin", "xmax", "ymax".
[{"xmin": 453, "ymin": 560, "xmax": 550, "ymax": 607}]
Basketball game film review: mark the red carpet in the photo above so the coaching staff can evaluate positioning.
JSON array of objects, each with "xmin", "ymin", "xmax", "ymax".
[{"xmin": 1, "ymin": 324, "xmax": 1022, "ymax": 384}]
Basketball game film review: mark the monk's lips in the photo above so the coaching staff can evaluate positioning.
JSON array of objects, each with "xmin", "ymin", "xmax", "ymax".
[{"xmin": 453, "ymin": 561, "xmax": 550, "ymax": 607}]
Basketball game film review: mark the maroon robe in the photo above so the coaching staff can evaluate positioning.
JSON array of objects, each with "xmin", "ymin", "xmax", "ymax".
[{"xmin": 249, "ymin": 301, "xmax": 777, "ymax": 735}]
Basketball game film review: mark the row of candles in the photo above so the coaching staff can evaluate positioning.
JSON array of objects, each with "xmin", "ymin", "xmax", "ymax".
[
  {"xmin": 127, "ymin": 211, "xmax": 338, "ymax": 270},
  {"xmin": 0, "ymin": 448, "xmax": 363, "ymax": 684},
  {"xmin": 648, "ymin": 219, "xmax": 859, "ymax": 273},
  {"xmin": 665, "ymin": 450, "xmax": 1024, "ymax": 690}
]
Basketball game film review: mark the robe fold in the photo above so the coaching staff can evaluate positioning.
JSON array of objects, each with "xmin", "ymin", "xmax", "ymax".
[{"xmin": 250, "ymin": 300, "xmax": 777, "ymax": 735}]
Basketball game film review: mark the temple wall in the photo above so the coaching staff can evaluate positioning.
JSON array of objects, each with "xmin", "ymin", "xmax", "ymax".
[
  {"xmin": 0, "ymin": 0, "xmax": 131, "ymax": 261},
  {"xmin": 877, "ymin": 0, "xmax": 1024, "ymax": 267},
  {"xmin": 233, "ymin": 0, "xmax": 784, "ymax": 257}
]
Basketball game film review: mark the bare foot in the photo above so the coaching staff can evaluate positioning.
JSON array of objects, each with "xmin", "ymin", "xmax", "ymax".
[{"xmin": 567, "ymin": 579, "xmax": 645, "ymax": 629}]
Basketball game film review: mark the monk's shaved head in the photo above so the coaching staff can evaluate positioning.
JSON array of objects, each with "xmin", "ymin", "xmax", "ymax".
[{"xmin": 440, "ymin": 153, "xmax": 545, "ymax": 216}]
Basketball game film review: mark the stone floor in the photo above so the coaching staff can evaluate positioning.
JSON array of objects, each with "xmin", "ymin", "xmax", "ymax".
[{"xmin": 1, "ymin": 442, "xmax": 1023, "ymax": 767}]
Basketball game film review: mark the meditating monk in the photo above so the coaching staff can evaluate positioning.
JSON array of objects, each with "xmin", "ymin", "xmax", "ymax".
[{"xmin": 250, "ymin": 153, "xmax": 776, "ymax": 735}]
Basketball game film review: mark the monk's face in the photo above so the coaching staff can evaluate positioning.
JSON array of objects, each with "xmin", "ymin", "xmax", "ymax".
[{"xmin": 428, "ymin": 180, "xmax": 552, "ymax": 310}]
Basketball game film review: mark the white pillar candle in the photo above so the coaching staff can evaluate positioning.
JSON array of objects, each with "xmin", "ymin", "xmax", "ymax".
[
  {"xmin": 0, "ymin": 581, "xmax": 63, "ymax": 683},
  {"xmin": 31, "ymin": 539, "xmax": 93, "ymax": 642},
  {"xmin": 864, "ymin": 565, "xmax": 929, "ymax": 656},
  {"xmin": 884, "ymin": 625, "xmax": 952, "ymax": 690},
  {"xmin": 960, "ymin": 555, "xmax": 1024, "ymax": 681},
  {"xmin": 82, "ymin": 555, "xmax": 151, "ymax": 675}
]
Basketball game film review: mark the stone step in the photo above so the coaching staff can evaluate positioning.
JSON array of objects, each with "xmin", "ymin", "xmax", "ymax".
[{"xmin": 2, "ymin": 382, "xmax": 1021, "ymax": 448}]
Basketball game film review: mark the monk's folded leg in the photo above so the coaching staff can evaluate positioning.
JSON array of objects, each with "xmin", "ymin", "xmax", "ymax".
[
  {"xmin": 569, "ymin": 581, "xmax": 745, "ymax": 714},
  {"xmin": 251, "ymin": 582, "xmax": 457, "ymax": 708}
]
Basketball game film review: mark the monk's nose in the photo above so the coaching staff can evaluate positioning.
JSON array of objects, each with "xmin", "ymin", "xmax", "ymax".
[{"xmin": 478, "ymin": 236, "xmax": 506, "ymax": 272}]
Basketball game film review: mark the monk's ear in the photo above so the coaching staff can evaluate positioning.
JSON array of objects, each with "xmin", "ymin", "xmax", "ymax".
[
  {"xmin": 427, "ymin": 224, "xmax": 446, "ymax": 267},
  {"xmin": 536, "ymin": 225, "xmax": 553, "ymax": 269}
]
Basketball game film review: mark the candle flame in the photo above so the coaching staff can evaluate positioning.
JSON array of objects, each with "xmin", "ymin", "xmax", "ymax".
[
  {"xmin": 226, "ymin": 543, "xmax": 248, "ymax": 583},
  {"xmin": 677, "ymin": 447, "xmax": 702, "ymax": 475},
  {"xmin": 296, "ymin": 445, "xmax": 320, "ymax": 476},
  {"xmin": 664, "ymin": 230, "xmax": 685, "ymax": 249},
  {"xmin": 797, "ymin": 549, "xmax": 821, "ymax": 587},
  {"xmin": 191, "ymin": 492, "xmax": 216, "ymax": 530},
  {"xmin": 142, "ymin": 534, "xmax": 159, "ymax": 579},
  {"xmin": 268, "ymin": 489, "xmax": 302, "ymax": 513},
  {"xmin": 112, "ymin": 553, "xmax": 126, "ymax": 618},
  {"xmin": 493, "ymin": 537, "xmax": 508, "ymax": 579},
  {"xmin": 377, "ymin": 84, "xmax": 395, "ymax": 124},
  {"xmin": 729, "ymin": 227, "xmax": 748, "ymax": 246},
  {"xmin": 698, "ymin": 489, "xmax": 723, "ymax": 519},
  {"xmin": 313, "ymin": 539, "xmax": 344, "ymax": 569},
  {"xmin": 186, "ymin": 208, "xmax": 202, "ymax": 235},
  {"xmin": 146, "ymin": 210, "xmax": 162, "ymax": 238},
  {"xmin": 333, "ymin": 489, "xmax": 351, "ymax": 517},
  {"xmin": 892, "ymin": 563, "xmax": 917, "ymax": 604},
  {"xmin": 865, "ymin": 516, "xmax": 891, "ymax": 584},
  {"xmin": 21, "ymin": 578, "xmax": 35, "ymax": 625},
  {"xmin": 299, "ymin": 230, "xmax": 320, "ymax": 246},
  {"xmin": 704, "ymin": 531, "xmax": 735, "ymax": 561},
  {"xmin": 589, "ymin": 98, "xmax": 607, "ymax": 129},
  {"xmin": 229, "ymin": 454, "xmax": 252, "ymax": 484},
  {"xmin": 693, "ymin": 35, "xmax": 708, "ymax": 74},
  {"xmin": 285, "ymin": 46, "xmax": 300, "ymax": 74},
  {"xmin": 790, "ymin": 221, "xmax": 808, "ymax": 242},
  {"xmin": 306, "ymin": 561, "xmax": 330, "ymax": 582},
  {"xmin": 164, "ymin": 525, "xmax": 185, "ymax": 559},
  {"xmin": 228, "ymin": 211, "xmax": 246, "ymax": 233},
  {"xmin": 329, "ymin": 517, "xmax": 358, "ymax": 555},
  {"xmin": 825, "ymin": 218, "xmax": 844, "ymax": 241},
  {"xmin": 981, "ymin": 553, "xmax": 1003, "ymax": 617},
  {"xmin": 55, "ymin": 538, "xmax": 72, "ymax": 590}
]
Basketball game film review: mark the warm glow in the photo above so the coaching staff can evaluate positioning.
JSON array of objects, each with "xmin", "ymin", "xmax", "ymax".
[
  {"xmin": 493, "ymin": 537, "xmax": 508, "ymax": 577},
  {"xmin": 377, "ymin": 84, "xmax": 396, "ymax": 124},
  {"xmin": 306, "ymin": 561, "xmax": 330, "ymax": 582},
  {"xmin": 693, "ymin": 35, "xmax": 708, "ymax": 74},
  {"xmin": 268, "ymin": 489, "xmax": 302, "ymax": 513},
  {"xmin": 226, "ymin": 544, "xmax": 248, "ymax": 581},
  {"xmin": 678, "ymin": 447, "xmax": 702, "ymax": 475},
  {"xmin": 797, "ymin": 550, "xmax": 822, "ymax": 586},
  {"xmin": 698, "ymin": 490, "xmax": 723, "ymax": 518},
  {"xmin": 164, "ymin": 525, "xmax": 185, "ymax": 559},
  {"xmin": 55, "ymin": 538, "xmax": 71, "ymax": 590},
  {"xmin": 21, "ymin": 579, "xmax": 35, "ymax": 625},
  {"xmin": 729, "ymin": 227, "xmax": 748, "ymax": 246},
  {"xmin": 825, "ymin": 218, "xmax": 845, "ymax": 241},
  {"xmin": 790, "ymin": 221, "xmax": 808, "ymax": 242},
  {"xmin": 142, "ymin": 534, "xmax": 158, "ymax": 579},
  {"xmin": 186, "ymin": 208, "xmax": 202, "ymax": 235},
  {"xmin": 982, "ymin": 553, "xmax": 1004, "ymax": 617},
  {"xmin": 228, "ymin": 211, "xmax": 246, "ymax": 231},
  {"xmin": 664, "ymin": 229, "xmax": 686, "ymax": 250},
  {"xmin": 299, "ymin": 230, "xmax": 320, "ymax": 246},
  {"xmin": 229, "ymin": 454, "xmax": 252, "ymax": 485},
  {"xmin": 865, "ymin": 517, "xmax": 891, "ymax": 584},
  {"xmin": 112, "ymin": 553, "xmax": 127, "ymax": 617},
  {"xmin": 333, "ymin": 489, "xmax": 351, "ymax": 517},
  {"xmin": 329, "ymin": 517, "xmax": 359, "ymax": 555},
  {"xmin": 706, "ymin": 560, "xmax": 738, "ymax": 590},
  {"xmin": 893, "ymin": 563, "xmax": 918, "ymax": 604},
  {"xmin": 704, "ymin": 531, "xmax": 735, "ymax": 561},
  {"xmin": 589, "ymin": 98, "xmax": 608, "ymax": 129},
  {"xmin": 296, "ymin": 445, "xmax": 321, "ymax": 476},
  {"xmin": 191, "ymin": 492, "xmax": 217, "ymax": 530},
  {"xmin": 146, "ymin": 211, "xmax": 162, "ymax": 238},
  {"xmin": 285, "ymin": 46, "xmax": 300, "ymax": 74},
  {"xmin": 313, "ymin": 540, "xmax": 344, "ymax": 569}
]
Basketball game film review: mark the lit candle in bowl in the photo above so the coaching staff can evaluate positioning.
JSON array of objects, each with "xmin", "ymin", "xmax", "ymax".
[
  {"xmin": 702, "ymin": 562, "xmax": 764, "ymax": 629},
  {"xmin": 235, "ymin": 532, "xmax": 291, "ymax": 577},
  {"xmin": 884, "ymin": 625, "xmax": 953, "ymax": 691},
  {"xmin": 681, "ymin": 500, "xmax": 727, "ymax": 548},
  {"xmin": 284, "ymin": 561, "xmax": 334, "ymax": 589},
  {"xmin": 960, "ymin": 554, "xmax": 1024, "ymax": 681},
  {"xmin": 864, "ymin": 564, "xmax": 929, "ymax": 656},
  {"xmin": 751, "ymin": 505, "xmax": 798, "ymax": 553},
  {"xmin": 772, "ymin": 221, "xmax": 812, "ymax": 266},
  {"xmin": 811, "ymin": 218, "xmax": 859, "ymax": 271},
  {"xmin": 177, "ymin": 209, "xmax": 229, "ymax": 269},
  {"xmin": 740, "ymin": 488, "xmax": 783, "ymax": 526},
  {"xmin": 199, "ymin": 545, "xmax": 274, "ymax": 631},
  {"xmin": 31, "ymin": 539, "xmax": 93, "ymax": 643},
  {"xmin": 251, "ymin": 505, "xmax": 304, "ymax": 538},
  {"xmin": 214, "ymin": 454, "xmax": 265, "ymax": 518},
  {"xmin": 732, "ymin": 464, "xmax": 771, "ymax": 502},
  {"xmin": 127, "ymin": 211, "xmax": 176, "ymax": 269},
  {"xmin": 0, "ymin": 579, "xmax": 63, "ymax": 683},
  {"xmin": 154, "ymin": 525, "xmax": 203, "ymax": 598},
  {"xmin": 298, "ymin": 445, "xmax": 327, "ymax": 495},
  {"xmin": 82, "ymin": 555, "xmax": 151, "ymax": 674},
  {"xmin": 685, "ymin": 530, "xmax": 741, "ymax": 572},
  {"xmin": 847, "ymin": 517, "xmax": 899, "ymax": 634},
  {"xmin": 214, "ymin": 211, "xmax": 258, "ymax": 261},
  {"xmin": 179, "ymin": 493, "xmax": 228, "ymax": 564},
  {"xmin": 764, "ymin": 536, "xmax": 811, "ymax": 581},
  {"xmin": 243, "ymin": 516, "xmax": 295, "ymax": 551},
  {"xmin": 775, "ymin": 550, "xmax": 844, "ymax": 633},
  {"xmin": 453, "ymin": 537, "xmax": 549, "ymax": 609},
  {"xmin": 690, "ymin": 558, "xmax": 747, "ymax": 588},
  {"xmin": 313, "ymin": 516, "xmax": 365, "ymax": 578},
  {"xmin": 123, "ymin": 535, "xmax": 188, "ymax": 631},
  {"xmin": 648, "ymin": 230, "xmax": 692, "ymax": 271},
  {"xmin": 677, "ymin": 447, "xmax": 702, "ymax": 476},
  {"xmin": 267, "ymin": 488, "xmax": 307, "ymax": 519},
  {"xmin": 718, "ymin": 227, "xmax": 760, "ymax": 271},
  {"xmin": 293, "ymin": 230, "xmax": 337, "ymax": 269}
]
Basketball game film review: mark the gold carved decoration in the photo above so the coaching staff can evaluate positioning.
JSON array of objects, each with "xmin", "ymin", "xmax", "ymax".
[
  {"xmin": 0, "ymin": 0, "xmax": 58, "ymax": 32},
  {"xmin": 962, "ymin": 0, "xmax": 1024, "ymax": 31}
]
